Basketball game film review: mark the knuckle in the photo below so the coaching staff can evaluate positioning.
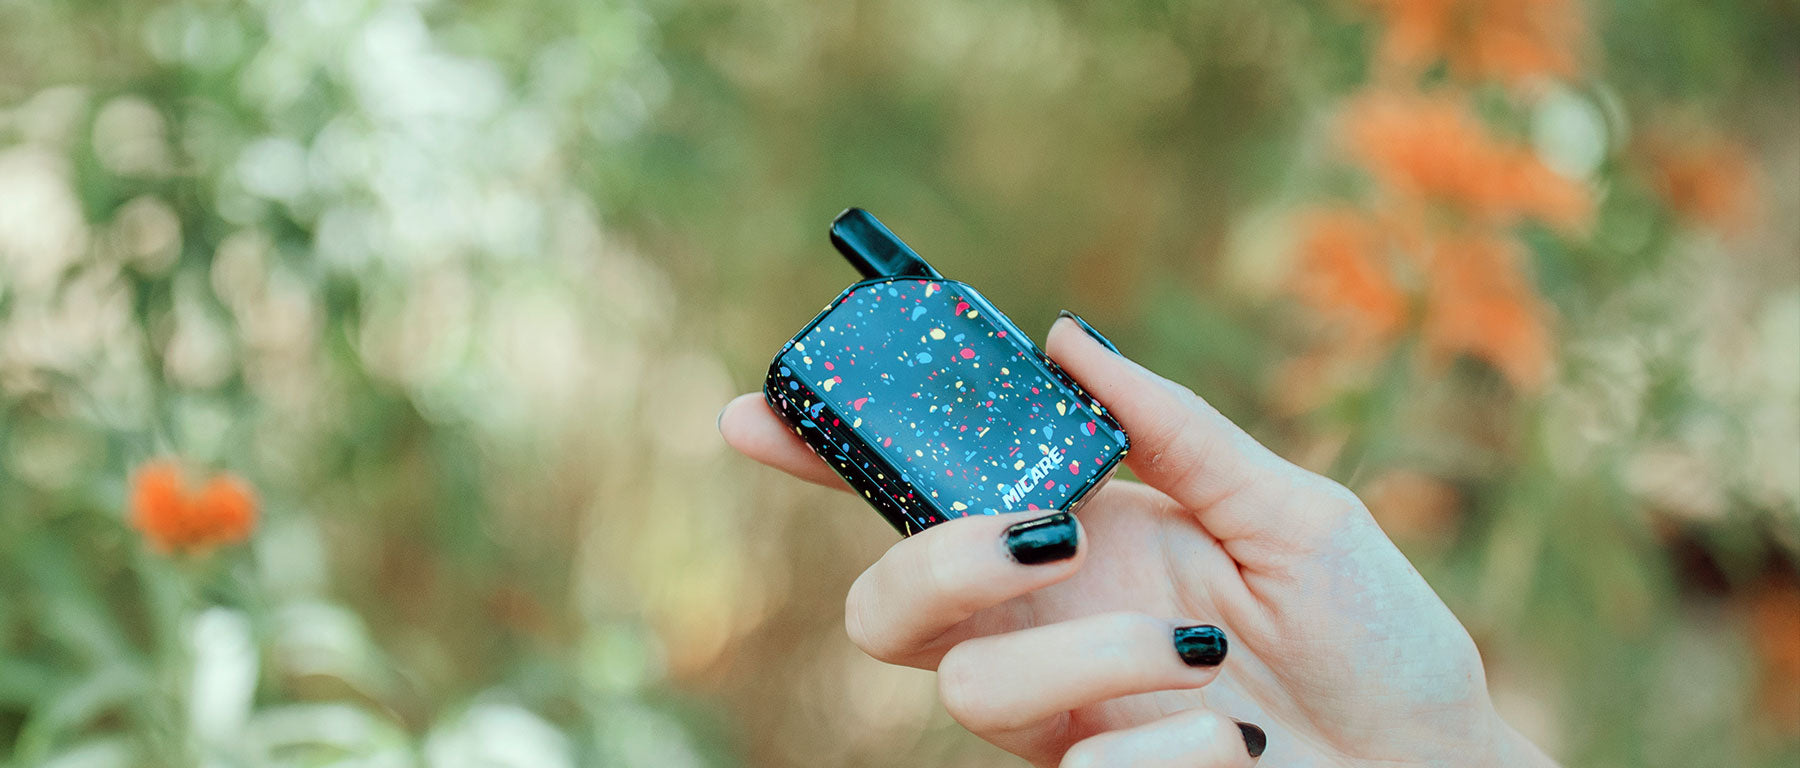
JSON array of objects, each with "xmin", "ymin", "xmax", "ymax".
[
  {"xmin": 1314, "ymin": 476, "xmax": 1366, "ymax": 514},
  {"xmin": 1302, "ymin": 475, "xmax": 1371, "ymax": 529},
  {"xmin": 842, "ymin": 577, "xmax": 872, "ymax": 643},
  {"xmin": 1058, "ymin": 739, "xmax": 1108, "ymax": 768},
  {"xmin": 934, "ymin": 645, "xmax": 992, "ymax": 729},
  {"xmin": 843, "ymin": 573, "xmax": 897, "ymax": 661}
]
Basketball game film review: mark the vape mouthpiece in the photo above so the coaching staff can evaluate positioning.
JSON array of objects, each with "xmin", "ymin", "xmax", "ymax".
[{"xmin": 830, "ymin": 208, "xmax": 944, "ymax": 280}]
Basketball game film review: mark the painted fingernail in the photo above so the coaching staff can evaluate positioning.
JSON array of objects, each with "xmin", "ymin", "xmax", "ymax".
[
  {"xmin": 1234, "ymin": 720, "xmax": 1267, "ymax": 758},
  {"xmin": 1172, "ymin": 624, "xmax": 1227, "ymax": 667},
  {"xmin": 1003, "ymin": 511, "xmax": 1078, "ymax": 564},
  {"xmin": 1057, "ymin": 310, "xmax": 1122, "ymax": 354}
]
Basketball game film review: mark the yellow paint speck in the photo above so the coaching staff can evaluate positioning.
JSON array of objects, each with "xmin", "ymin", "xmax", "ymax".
[
  {"xmin": 951, "ymin": 501, "xmax": 968, "ymax": 511},
  {"xmin": 929, "ymin": 328, "xmax": 946, "ymax": 340}
]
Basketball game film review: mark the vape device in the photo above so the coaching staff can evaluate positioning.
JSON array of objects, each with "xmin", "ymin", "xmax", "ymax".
[{"xmin": 764, "ymin": 209, "xmax": 1130, "ymax": 535}]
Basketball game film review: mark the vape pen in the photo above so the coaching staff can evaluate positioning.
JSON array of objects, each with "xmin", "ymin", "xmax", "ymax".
[{"xmin": 764, "ymin": 209, "xmax": 1130, "ymax": 535}]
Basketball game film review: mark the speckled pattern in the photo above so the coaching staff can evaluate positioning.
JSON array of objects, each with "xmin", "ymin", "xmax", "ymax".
[{"xmin": 765, "ymin": 277, "xmax": 1129, "ymax": 535}]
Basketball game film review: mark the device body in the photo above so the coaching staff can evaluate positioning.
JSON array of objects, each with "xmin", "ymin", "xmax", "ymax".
[{"xmin": 763, "ymin": 211, "xmax": 1129, "ymax": 535}]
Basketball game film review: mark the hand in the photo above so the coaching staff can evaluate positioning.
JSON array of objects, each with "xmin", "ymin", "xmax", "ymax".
[{"xmin": 719, "ymin": 315, "xmax": 1558, "ymax": 767}]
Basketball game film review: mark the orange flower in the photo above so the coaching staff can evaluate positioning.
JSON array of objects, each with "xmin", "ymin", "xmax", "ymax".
[
  {"xmin": 1365, "ymin": 0, "xmax": 1582, "ymax": 85},
  {"xmin": 1291, "ymin": 208, "xmax": 1409, "ymax": 346},
  {"xmin": 1343, "ymin": 92, "xmax": 1590, "ymax": 229},
  {"xmin": 1364, "ymin": 469, "xmax": 1462, "ymax": 542},
  {"xmin": 129, "ymin": 460, "xmax": 258, "ymax": 553},
  {"xmin": 1641, "ymin": 133, "xmax": 1760, "ymax": 235},
  {"xmin": 1747, "ymin": 575, "xmax": 1800, "ymax": 733},
  {"xmin": 1419, "ymin": 232, "xmax": 1554, "ymax": 390}
]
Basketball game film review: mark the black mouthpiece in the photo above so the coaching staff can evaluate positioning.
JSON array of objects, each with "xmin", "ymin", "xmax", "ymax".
[{"xmin": 830, "ymin": 208, "xmax": 943, "ymax": 280}]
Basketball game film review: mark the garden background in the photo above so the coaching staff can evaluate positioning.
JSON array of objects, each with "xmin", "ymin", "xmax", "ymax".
[{"xmin": 1, "ymin": 0, "xmax": 1796, "ymax": 765}]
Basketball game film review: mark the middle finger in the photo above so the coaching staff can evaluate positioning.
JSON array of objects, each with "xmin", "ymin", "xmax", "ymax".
[
  {"xmin": 845, "ymin": 510, "xmax": 1088, "ymax": 667},
  {"xmin": 935, "ymin": 612, "xmax": 1229, "ymax": 737}
]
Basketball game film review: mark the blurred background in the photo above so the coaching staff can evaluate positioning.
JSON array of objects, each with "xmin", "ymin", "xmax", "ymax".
[{"xmin": 1, "ymin": 0, "xmax": 1796, "ymax": 765}]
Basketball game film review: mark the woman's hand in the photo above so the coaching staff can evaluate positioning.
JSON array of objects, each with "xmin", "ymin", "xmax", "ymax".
[{"xmin": 718, "ymin": 316, "xmax": 1558, "ymax": 767}]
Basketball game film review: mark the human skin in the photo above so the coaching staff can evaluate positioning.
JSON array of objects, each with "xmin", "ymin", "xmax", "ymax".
[{"xmin": 718, "ymin": 316, "xmax": 1560, "ymax": 767}]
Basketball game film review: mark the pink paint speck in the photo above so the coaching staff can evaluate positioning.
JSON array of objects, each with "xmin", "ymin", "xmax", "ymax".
[
  {"xmin": 959, "ymin": 348, "xmax": 975, "ymax": 359},
  {"xmin": 1045, "ymin": 480, "xmax": 1056, "ymax": 489},
  {"xmin": 996, "ymin": 330, "xmax": 1006, "ymax": 338},
  {"xmin": 852, "ymin": 397, "xmax": 869, "ymax": 410},
  {"xmin": 1069, "ymin": 462, "xmax": 1080, "ymax": 474},
  {"xmin": 955, "ymin": 301, "xmax": 970, "ymax": 315},
  {"xmin": 823, "ymin": 361, "xmax": 834, "ymax": 370}
]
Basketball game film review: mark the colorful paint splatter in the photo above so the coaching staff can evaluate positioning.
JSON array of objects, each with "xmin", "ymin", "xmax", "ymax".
[{"xmin": 765, "ymin": 277, "xmax": 1129, "ymax": 535}]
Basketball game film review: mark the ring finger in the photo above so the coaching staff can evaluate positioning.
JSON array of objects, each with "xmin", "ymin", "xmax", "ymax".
[
  {"xmin": 1060, "ymin": 708, "xmax": 1265, "ymax": 767},
  {"xmin": 936, "ymin": 613, "xmax": 1230, "ymax": 745}
]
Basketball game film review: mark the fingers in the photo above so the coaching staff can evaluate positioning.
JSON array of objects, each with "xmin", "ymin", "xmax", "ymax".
[
  {"xmin": 936, "ymin": 613, "xmax": 1228, "ymax": 736},
  {"xmin": 1044, "ymin": 317, "xmax": 1323, "ymax": 544},
  {"xmin": 717, "ymin": 393, "xmax": 850, "ymax": 491},
  {"xmin": 1060, "ymin": 709, "xmax": 1265, "ymax": 767},
  {"xmin": 845, "ymin": 510, "xmax": 1086, "ymax": 667}
]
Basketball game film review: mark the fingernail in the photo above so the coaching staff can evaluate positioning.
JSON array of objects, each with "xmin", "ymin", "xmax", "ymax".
[
  {"xmin": 1057, "ymin": 310, "xmax": 1122, "ymax": 354},
  {"xmin": 1003, "ymin": 511, "xmax": 1079, "ymax": 564},
  {"xmin": 1234, "ymin": 720, "xmax": 1267, "ymax": 758},
  {"xmin": 716, "ymin": 402, "xmax": 729, "ymax": 434},
  {"xmin": 1172, "ymin": 624, "xmax": 1227, "ymax": 667}
]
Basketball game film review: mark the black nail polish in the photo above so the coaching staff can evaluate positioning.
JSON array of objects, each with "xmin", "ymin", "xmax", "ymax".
[
  {"xmin": 1172, "ymin": 625, "xmax": 1227, "ymax": 667},
  {"xmin": 1057, "ymin": 310, "xmax": 1122, "ymax": 354},
  {"xmin": 1234, "ymin": 720, "xmax": 1266, "ymax": 758},
  {"xmin": 1003, "ymin": 511, "xmax": 1079, "ymax": 564}
]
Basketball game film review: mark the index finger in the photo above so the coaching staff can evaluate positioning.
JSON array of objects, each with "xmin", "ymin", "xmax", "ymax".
[
  {"xmin": 1043, "ymin": 317, "xmax": 1315, "ymax": 544},
  {"xmin": 717, "ymin": 393, "xmax": 851, "ymax": 491}
]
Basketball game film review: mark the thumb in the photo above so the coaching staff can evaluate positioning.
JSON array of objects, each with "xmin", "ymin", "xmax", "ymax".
[{"xmin": 1045, "ymin": 314, "xmax": 1322, "ymax": 545}]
